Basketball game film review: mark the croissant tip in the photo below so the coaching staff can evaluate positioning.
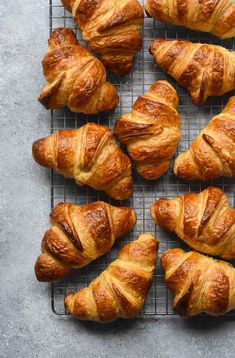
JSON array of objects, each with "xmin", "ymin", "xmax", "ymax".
[
  {"xmin": 32, "ymin": 139, "xmax": 44, "ymax": 164},
  {"xmin": 149, "ymin": 38, "xmax": 165, "ymax": 54},
  {"xmin": 126, "ymin": 207, "xmax": 137, "ymax": 227},
  {"xmin": 150, "ymin": 203, "xmax": 157, "ymax": 221},
  {"xmin": 32, "ymin": 136, "xmax": 55, "ymax": 168},
  {"xmin": 161, "ymin": 248, "xmax": 184, "ymax": 271},
  {"xmin": 174, "ymin": 155, "xmax": 202, "ymax": 181},
  {"xmin": 38, "ymin": 93, "xmax": 50, "ymax": 109},
  {"xmin": 34, "ymin": 259, "xmax": 51, "ymax": 282},
  {"xmin": 64, "ymin": 292, "xmax": 75, "ymax": 312}
]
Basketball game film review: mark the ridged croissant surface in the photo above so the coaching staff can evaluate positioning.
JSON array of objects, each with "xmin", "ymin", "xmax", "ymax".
[
  {"xmin": 38, "ymin": 28, "xmax": 119, "ymax": 114},
  {"xmin": 114, "ymin": 81, "xmax": 181, "ymax": 180},
  {"xmin": 162, "ymin": 248, "xmax": 235, "ymax": 316},
  {"xmin": 35, "ymin": 201, "xmax": 136, "ymax": 281},
  {"xmin": 61, "ymin": 0, "xmax": 144, "ymax": 75},
  {"xmin": 65, "ymin": 233, "xmax": 158, "ymax": 322},
  {"xmin": 32, "ymin": 123, "xmax": 133, "ymax": 200},
  {"xmin": 151, "ymin": 187, "xmax": 235, "ymax": 260},
  {"xmin": 174, "ymin": 96, "xmax": 235, "ymax": 181},
  {"xmin": 145, "ymin": 0, "xmax": 235, "ymax": 40},
  {"xmin": 150, "ymin": 39, "xmax": 235, "ymax": 105}
]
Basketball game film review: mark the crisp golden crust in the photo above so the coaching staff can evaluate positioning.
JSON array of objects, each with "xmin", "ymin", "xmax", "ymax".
[
  {"xmin": 174, "ymin": 96, "xmax": 235, "ymax": 180},
  {"xmin": 151, "ymin": 187, "xmax": 235, "ymax": 259},
  {"xmin": 32, "ymin": 123, "xmax": 134, "ymax": 200},
  {"xmin": 34, "ymin": 201, "xmax": 137, "ymax": 281},
  {"xmin": 161, "ymin": 248, "xmax": 235, "ymax": 317},
  {"xmin": 150, "ymin": 39, "xmax": 235, "ymax": 105},
  {"xmin": 61, "ymin": 0, "xmax": 144, "ymax": 75},
  {"xmin": 114, "ymin": 81, "xmax": 181, "ymax": 180},
  {"xmin": 35, "ymin": 252, "xmax": 70, "ymax": 281},
  {"xmin": 145, "ymin": 0, "xmax": 235, "ymax": 39},
  {"xmin": 38, "ymin": 27, "xmax": 119, "ymax": 114},
  {"xmin": 64, "ymin": 233, "xmax": 158, "ymax": 322}
]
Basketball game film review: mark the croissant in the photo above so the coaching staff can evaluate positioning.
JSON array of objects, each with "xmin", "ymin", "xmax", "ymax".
[
  {"xmin": 150, "ymin": 39, "xmax": 235, "ymax": 105},
  {"xmin": 162, "ymin": 248, "xmax": 235, "ymax": 316},
  {"xmin": 151, "ymin": 186, "xmax": 235, "ymax": 260},
  {"xmin": 174, "ymin": 96, "xmax": 235, "ymax": 181},
  {"xmin": 35, "ymin": 201, "xmax": 136, "ymax": 281},
  {"xmin": 145, "ymin": 0, "xmax": 235, "ymax": 40},
  {"xmin": 38, "ymin": 27, "xmax": 119, "ymax": 114},
  {"xmin": 65, "ymin": 233, "xmax": 158, "ymax": 322},
  {"xmin": 114, "ymin": 81, "xmax": 181, "ymax": 180},
  {"xmin": 32, "ymin": 123, "xmax": 133, "ymax": 200},
  {"xmin": 60, "ymin": 0, "xmax": 144, "ymax": 75}
]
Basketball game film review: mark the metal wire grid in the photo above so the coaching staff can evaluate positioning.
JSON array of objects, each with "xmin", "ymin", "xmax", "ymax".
[{"xmin": 48, "ymin": 0, "xmax": 235, "ymax": 316}]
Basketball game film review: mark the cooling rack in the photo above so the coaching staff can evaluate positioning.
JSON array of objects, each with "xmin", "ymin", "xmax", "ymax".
[{"xmin": 49, "ymin": 0, "xmax": 235, "ymax": 316}]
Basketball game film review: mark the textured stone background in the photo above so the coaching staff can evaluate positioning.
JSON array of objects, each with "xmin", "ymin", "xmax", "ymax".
[{"xmin": 0, "ymin": 1, "xmax": 234, "ymax": 357}]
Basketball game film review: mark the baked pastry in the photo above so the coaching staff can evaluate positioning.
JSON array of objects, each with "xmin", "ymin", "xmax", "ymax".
[
  {"xmin": 174, "ymin": 96, "xmax": 235, "ymax": 181},
  {"xmin": 150, "ymin": 39, "xmax": 235, "ymax": 105},
  {"xmin": 114, "ymin": 80, "xmax": 181, "ymax": 180},
  {"xmin": 162, "ymin": 248, "xmax": 235, "ymax": 316},
  {"xmin": 151, "ymin": 186, "xmax": 235, "ymax": 260},
  {"xmin": 145, "ymin": 0, "xmax": 235, "ymax": 40},
  {"xmin": 60, "ymin": 0, "xmax": 144, "ymax": 75},
  {"xmin": 38, "ymin": 27, "xmax": 119, "ymax": 114},
  {"xmin": 35, "ymin": 201, "xmax": 136, "ymax": 281},
  {"xmin": 65, "ymin": 233, "xmax": 158, "ymax": 322},
  {"xmin": 32, "ymin": 123, "xmax": 133, "ymax": 200}
]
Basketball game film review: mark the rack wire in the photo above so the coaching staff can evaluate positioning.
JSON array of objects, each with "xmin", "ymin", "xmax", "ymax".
[{"xmin": 49, "ymin": 0, "xmax": 235, "ymax": 316}]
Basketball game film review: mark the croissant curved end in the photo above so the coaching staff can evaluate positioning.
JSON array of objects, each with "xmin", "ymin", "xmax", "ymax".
[
  {"xmin": 161, "ymin": 248, "xmax": 185, "ymax": 271},
  {"xmin": 150, "ymin": 202, "xmax": 158, "ymax": 223},
  {"xmin": 35, "ymin": 253, "xmax": 70, "ymax": 282},
  {"xmin": 150, "ymin": 80, "xmax": 179, "ymax": 107},
  {"xmin": 174, "ymin": 152, "xmax": 201, "ymax": 181},
  {"xmin": 104, "ymin": 166, "xmax": 134, "ymax": 200},
  {"xmin": 97, "ymin": 82, "xmax": 119, "ymax": 113},
  {"xmin": 149, "ymin": 38, "xmax": 166, "ymax": 55},
  {"xmin": 150, "ymin": 198, "xmax": 178, "ymax": 232},
  {"xmin": 138, "ymin": 161, "xmax": 170, "ymax": 181},
  {"xmin": 112, "ymin": 206, "xmax": 137, "ymax": 238},
  {"xmin": 32, "ymin": 136, "xmax": 54, "ymax": 168},
  {"xmin": 48, "ymin": 27, "xmax": 77, "ymax": 49},
  {"xmin": 64, "ymin": 292, "xmax": 75, "ymax": 313}
]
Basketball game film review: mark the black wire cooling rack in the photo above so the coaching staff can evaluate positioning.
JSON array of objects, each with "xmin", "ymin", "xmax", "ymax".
[{"xmin": 48, "ymin": 0, "xmax": 235, "ymax": 316}]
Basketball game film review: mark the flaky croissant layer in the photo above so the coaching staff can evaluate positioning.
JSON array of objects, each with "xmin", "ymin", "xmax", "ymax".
[
  {"xmin": 114, "ymin": 80, "xmax": 181, "ymax": 180},
  {"xmin": 145, "ymin": 0, "xmax": 235, "ymax": 40},
  {"xmin": 39, "ymin": 28, "xmax": 119, "ymax": 114},
  {"xmin": 32, "ymin": 123, "xmax": 134, "ymax": 200},
  {"xmin": 35, "ymin": 201, "xmax": 136, "ymax": 281},
  {"xmin": 151, "ymin": 186, "xmax": 235, "ymax": 260},
  {"xmin": 65, "ymin": 233, "xmax": 158, "ymax": 322},
  {"xmin": 174, "ymin": 96, "xmax": 235, "ymax": 181},
  {"xmin": 150, "ymin": 39, "xmax": 235, "ymax": 105},
  {"xmin": 162, "ymin": 248, "xmax": 235, "ymax": 317},
  {"xmin": 61, "ymin": 0, "xmax": 144, "ymax": 75}
]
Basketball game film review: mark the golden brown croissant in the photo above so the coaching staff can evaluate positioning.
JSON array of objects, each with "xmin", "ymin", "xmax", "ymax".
[
  {"xmin": 32, "ymin": 123, "xmax": 133, "ymax": 200},
  {"xmin": 150, "ymin": 39, "xmax": 235, "ymax": 105},
  {"xmin": 61, "ymin": 0, "xmax": 144, "ymax": 75},
  {"xmin": 151, "ymin": 186, "xmax": 235, "ymax": 260},
  {"xmin": 114, "ymin": 80, "xmax": 181, "ymax": 180},
  {"xmin": 162, "ymin": 248, "xmax": 235, "ymax": 316},
  {"xmin": 38, "ymin": 27, "xmax": 119, "ymax": 114},
  {"xmin": 174, "ymin": 96, "xmax": 235, "ymax": 180},
  {"xmin": 145, "ymin": 0, "xmax": 235, "ymax": 40},
  {"xmin": 35, "ymin": 201, "xmax": 136, "ymax": 281},
  {"xmin": 65, "ymin": 233, "xmax": 158, "ymax": 322}
]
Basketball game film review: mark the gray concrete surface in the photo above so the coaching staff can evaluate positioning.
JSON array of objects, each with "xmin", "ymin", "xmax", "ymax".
[{"xmin": 0, "ymin": 1, "xmax": 234, "ymax": 357}]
